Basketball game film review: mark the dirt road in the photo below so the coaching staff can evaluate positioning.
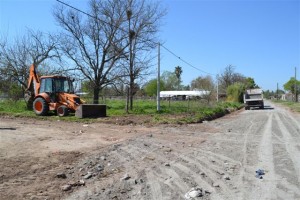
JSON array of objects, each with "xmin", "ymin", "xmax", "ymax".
[{"xmin": 0, "ymin": 100, "xmax": 300, "ymax": 200}]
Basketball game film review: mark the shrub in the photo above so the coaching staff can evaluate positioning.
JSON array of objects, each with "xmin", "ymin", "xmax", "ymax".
[
  {"xmin": 226, "ymin": 83, "xmax": 245, "ymax": 103},
  {"xmin": 5, "ymin": 84, "xmax": 23, "ymax": 101}
]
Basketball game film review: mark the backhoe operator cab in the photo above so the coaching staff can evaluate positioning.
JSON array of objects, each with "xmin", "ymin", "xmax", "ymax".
[
  {"xmin": 25, "ymin": 64, "xmax": 83, "ymax": 117},
  {"xmin": 40, "ymin": 76, "xmax": 74, "ymax": 94}
]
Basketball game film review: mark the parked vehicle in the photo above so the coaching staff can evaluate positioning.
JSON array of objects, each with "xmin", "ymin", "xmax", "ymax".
[
  {"xmin": 244, "ymin": 88, "xmax": 264, "ymax": 110},
  {"xmin": 24, "ymin": 64, "xmax": 105, "ymax": 117}
]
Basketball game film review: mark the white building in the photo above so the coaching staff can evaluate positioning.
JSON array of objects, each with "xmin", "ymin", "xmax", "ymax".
[{"xmin": 160, "ymin": 90, "xmax": 210, "ymax": 99}]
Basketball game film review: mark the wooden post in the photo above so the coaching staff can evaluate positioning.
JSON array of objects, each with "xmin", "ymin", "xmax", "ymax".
[
  {"xmin": 295, "ymin": 67, "xmax": 297, "ymax": 102},
  {"xmin": 157, "ymin": 43, "xmax": 161, "ymax": 111}
]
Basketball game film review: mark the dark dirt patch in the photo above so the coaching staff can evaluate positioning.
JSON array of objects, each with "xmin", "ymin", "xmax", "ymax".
[{"xmin": 0, "ymin": 151, "xmax": 83, "ymax": 200}]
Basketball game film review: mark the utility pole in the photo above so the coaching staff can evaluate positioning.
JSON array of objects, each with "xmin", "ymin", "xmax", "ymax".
[
  {"xmin": 216, "ymin": 75, "xmax": 219, "ymax": 102},
  {"xmin": 157, "ymin": 42, "xmax": 161, "ymax": 111},
  {"xmin": 295, "ymin": 67, "xmax": 297, "ymax": 102},
  {"xmin": 277, "ymin": 82, "xmax": 279, "ymax": 101}
]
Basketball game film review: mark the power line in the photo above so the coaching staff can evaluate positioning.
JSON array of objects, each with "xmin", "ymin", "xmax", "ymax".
[
  {"xmin": 56, "ymin": 0, "xmax": 157, "ymax": 48},
  {"xmin": 56, "ymin": 0, "xmax": 129, "ymax": 33},
  {"xmin": 160, "ymin": 44, "xmax": 216, "ymax": 76},
  {"xmin": 56, "ymin": 0, "xmax": 93, "ymax": 18},
  {"xmin": 56, "ymin": 0, "xmax": 216, "ymax": 77}
]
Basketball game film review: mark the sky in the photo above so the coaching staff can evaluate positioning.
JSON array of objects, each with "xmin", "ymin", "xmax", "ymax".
[{"xmin": 0, "ymin": 0, "xmax": 299, "ymax": 91}]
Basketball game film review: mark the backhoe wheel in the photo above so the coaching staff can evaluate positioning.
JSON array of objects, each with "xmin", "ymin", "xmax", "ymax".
[
  {"xmin": 33, "ymin": 97, "xmax": 49, "ymax": 116},
  {"xmin": 57, "ymin": 106, "xmax": 69, "ymax": 117}
]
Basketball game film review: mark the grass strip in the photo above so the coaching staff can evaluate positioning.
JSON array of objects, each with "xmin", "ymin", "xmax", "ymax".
[{"xmin": 0, "ymin": 99, "xmax": 242, "ymax": 124}]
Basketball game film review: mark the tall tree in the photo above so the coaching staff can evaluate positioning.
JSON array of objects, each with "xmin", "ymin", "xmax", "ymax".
[
  {"xmin": 219, "ymin": 65, "xmax": 245, "ymax": 93},
  {"xmin": 122, "ymin": 0, "xmax": 166, "ymax": 110},
  {"xmin": 144, "ymin": 79, "xmax": 165, "ymax": 97},
  {"xmin": 190, "ymin": 75, "xmax": 214, "ymax": 91},
  {"xmin": 190, "ymin": 75, "xmax": 215, "ymax": 102},
  {"xmin": 54, "ymin": 0, "xmax": 128, "ymax": 104},
  {"xmin": 161, "ymin": 71, "xmax": 179, "ymax": 90},
  {"xmin": 54, "ymin": 0, "xmax": 165, "ymax": 105},
  {"xmin": 174, "ymin": 66, "xmax": 182, "ymax": 90},
  {"xmin": 244, "ymin": 77, "xmax": 258, "ymax": 89},
  {"xmin": 284, "ymin": 77, "xmax": 300, "ymax": 101}
]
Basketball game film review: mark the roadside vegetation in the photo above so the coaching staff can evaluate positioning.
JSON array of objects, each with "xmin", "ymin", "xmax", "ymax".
[
  {"xmin": 272, "ymin": 100, "xmax": 300, "ymax": 113},
  {"xmin": 0, "ymin": 99, "xmax": 242, "ymax": 124}
]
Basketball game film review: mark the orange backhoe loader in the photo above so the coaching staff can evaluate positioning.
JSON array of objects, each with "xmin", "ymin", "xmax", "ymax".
[{"xmin": 24, "ymin": 64, "xmax": 106, "ymax": 118}]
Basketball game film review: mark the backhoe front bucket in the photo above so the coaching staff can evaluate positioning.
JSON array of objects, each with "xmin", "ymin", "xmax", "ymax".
[{"xmin": 75, "ymin": 104, "xmax": 107, "ymax": 118}]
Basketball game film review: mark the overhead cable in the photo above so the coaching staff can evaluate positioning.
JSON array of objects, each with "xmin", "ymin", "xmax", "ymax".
[
  {"xmin": 56, "ymin": 0, "xmax": 216, "ymax": 76},
  {"xmin": 160, "ymin": 44, "xmax": 216, "ymax": 76}
]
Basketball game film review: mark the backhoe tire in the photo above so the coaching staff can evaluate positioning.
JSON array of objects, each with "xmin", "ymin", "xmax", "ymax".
[
  {"xmin": 33, "ymin": 97, "xmax": 49, "ymax": 116},
  {"xmin": 57, "ymin": 105, "xmax": 69, "ymax": 117}
]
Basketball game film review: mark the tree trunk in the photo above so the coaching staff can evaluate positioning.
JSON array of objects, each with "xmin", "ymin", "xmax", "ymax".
[
  {"xmin": 26, "ymin": 98, "xmax": 34, "ymax": 110},
  {"xmin": 24, "ymin": 84, "xmax": 35, "ymax": 110},
  {"xmin": 126, "ymin": 86, "xmax": 129, "ymax": 114},
  {"xmin": 93, "ymin": 87, "xmax": 100, "ymax": 104},
  {"xmin": 129, "ymin": 80, "xmax": 134, "ymax": 110}
]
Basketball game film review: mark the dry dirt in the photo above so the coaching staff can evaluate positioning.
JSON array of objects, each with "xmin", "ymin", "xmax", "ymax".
[{"xmin": 0, "ymin": 100, "xmax": 300, "ymax": 200}]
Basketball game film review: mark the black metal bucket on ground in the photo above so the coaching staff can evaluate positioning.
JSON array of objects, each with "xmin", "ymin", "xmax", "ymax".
[{"xmin": 75, "ymin": 104, "xmax": 107, "ymax": 118}]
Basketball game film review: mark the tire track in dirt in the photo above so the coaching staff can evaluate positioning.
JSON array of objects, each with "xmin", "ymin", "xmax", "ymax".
[
  {"xmin": 175, "ymin": 153, "xmax": 235, "ymax": 199},
  {"xmin": 214, "ymin": 109, "xmax": 270, "ymax": 200},
  {"xmin": 98, "ymin": 137, "xmax": 237, "ymax": 199},
  {"xmin": 132, "ymin": 139, "xmax": 239, "ymax": 199},
  {"xmin": 145, "ymin": 170, "xmax": 164, "ymax": 200},
  {"xmin": 192, "ymin": 149, "xmax": 242, "ymax": 166},
  {"xmin": 280, "ymin": 109, "xmax": 300, "ymax": 136},
  {"xmin": 103, "ymin": 143, "xmax": 174, "ymax": 199},
  {"xmin": 236, "ymin": 119, "xmax": 256, "ymax": 200},
  {"xmin": 171, "ymin": 162, "xmax": 215, "ymax": 191},
  {"xmin": 127, "ymin": 120, "xmax": 275, "ymax": 200},
  {"xmin": 253, "ymin": 113, "xmax": 277, "ymax": 199},
  {"xmin": 134, "ymin": 138, "xmax": 241, "ymax": 199},
  {"xmin": 122, "ymin": 143, "xmax": 192, "ymax": 199},
  {"xmin": 268, "ymin": 103, "xmax": 300, "ymax": 199},
  {"xmin": 232, "ymin": 105, "xmax": 300, "ymax": 200},
  {"xmin": 275, "ymin": 112, "xmax": 300, "ymax": 184}
]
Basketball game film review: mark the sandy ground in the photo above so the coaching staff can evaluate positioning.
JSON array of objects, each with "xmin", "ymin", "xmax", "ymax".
[{"xmin": 0, "ymin": 100, "xmax": 300, "ymax": 200}]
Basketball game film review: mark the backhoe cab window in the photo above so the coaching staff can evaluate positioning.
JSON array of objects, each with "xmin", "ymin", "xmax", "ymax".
[
  {"xmin": 54, "ymin": 78, "xmax": 74, "ymax": 93},
  {"xmin": 40, "ymin": 78, "xmax": 74, "ymax": 93},
  {"xmin": 40, "ymin": 78, "xmax": 53, "ymax": 93}
]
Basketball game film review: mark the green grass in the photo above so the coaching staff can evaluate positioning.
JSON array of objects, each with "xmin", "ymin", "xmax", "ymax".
[
  {"xmin": 0, "ymin": 100, "xmax": 95, "ymax": 122},
  {"xmin": 106, "ymin": 99, "xmax": 242, "ymax": 124},
  {"xmin": 106, "ymin": 99, "xmax": 241, "ymax": 115},
  {"xmin": 272, "ymin": 100, "xmax": 300, "ymax": 112},
  {"xmin": 0, "ymin": 100, "xmax": 34, "ymax": 117},
  {"xmin": 0, "ymin": 99, "xmax": 243, "ymax": 124}
]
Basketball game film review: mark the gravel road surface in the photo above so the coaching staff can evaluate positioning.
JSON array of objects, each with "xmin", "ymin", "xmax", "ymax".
[{"xmin": 0, "ymin": 100, "xmax": 299, "ymax": 200}]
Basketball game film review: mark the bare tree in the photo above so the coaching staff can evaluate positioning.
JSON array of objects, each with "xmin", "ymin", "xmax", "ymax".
[
  {"xmin": 121, "ymin": 0, "xmax": 166, "ymax": 110},
  {"xmin": 0, "ymin": 31, "xmax": 59, "ymax": 88},
  {"xmin": 0, "ymin": 30, "xmax": 60, "ymax": 105},
  {"xmin": 54, "ymin": 0, "xmax": 165, "ymax": 105},
  {"xmin": 54, "ymin": 0, "xmax": 130, "ymax": 104},
  {"xmin": 219, "ymin": 65, "xmax": 245, "ymax": 93}
]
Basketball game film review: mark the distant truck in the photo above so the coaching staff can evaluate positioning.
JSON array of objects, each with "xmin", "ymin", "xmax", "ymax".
[{"xmin": 243, "ymin": 88, "xmax": 264, "ymax": 110}]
